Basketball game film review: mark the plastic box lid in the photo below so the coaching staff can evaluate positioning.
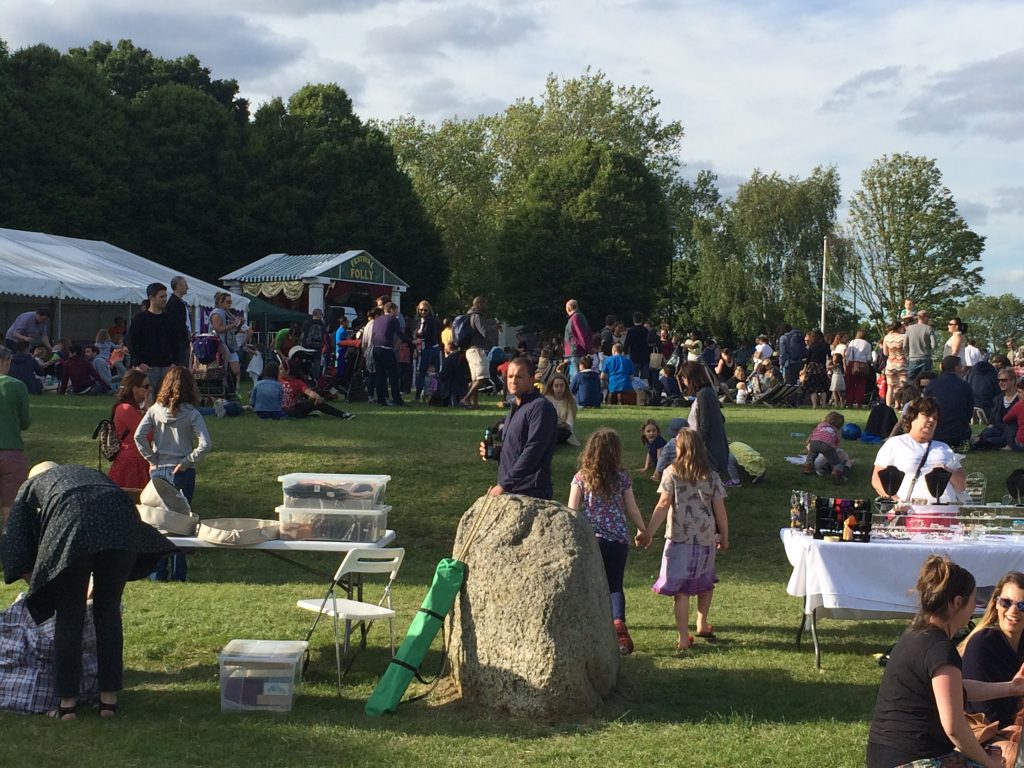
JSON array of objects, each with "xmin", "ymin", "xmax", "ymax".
[
  {"xmin": 277, "ymin": 473, "xmax": 391, "ymax": 486},
  {"xmin": 219, "ymin": 639, "xmax": 309, "ymax": 663},
  {"xmin": 275, "ymin": 504, "xmax": 391, "ymax": 517}
]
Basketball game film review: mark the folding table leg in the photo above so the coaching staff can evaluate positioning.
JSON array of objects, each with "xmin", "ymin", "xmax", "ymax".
[{"xmin": 810, "ymin": 608, "xmax": 821, "ymax": 669}]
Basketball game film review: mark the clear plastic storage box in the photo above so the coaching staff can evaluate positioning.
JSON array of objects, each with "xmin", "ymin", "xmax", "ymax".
[
  {"xmin": 277, "ymin": 473, "xmax": 390, "ymax": 510},
  {"xmin": 275, "ymin": 504, "xmax": 390, "ymax": 542},
  {"xmin": 219, "ymin": 639, "xmax": 308, "ymax": 713}
]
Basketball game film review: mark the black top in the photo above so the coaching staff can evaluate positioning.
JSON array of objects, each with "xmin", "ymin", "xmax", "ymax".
[
  {"xmin": 804, "ymin": 340, "xmax": 829, "ymax": 365},
  {"xmin": 962, "ymin": 627, "xmax": 1024, "ymax": 728},
  {"xmin": 497, "ymin": 390, "xmax": 557, "ymax": 499},
  {"xmin": 623, "ymin": 325, "xmax": 650, "ymax": 366},
  {"xmin": 126, "ymin": 310, "xmax": 178, "ymax": 367},
  {"xmin": 1, "ymin": 465, "xmax": 175, "ymax": 623},
  {"xmin": 925, "ymin": 372, "xmax": 974, "ymax": 446},
  {"xmin": 164, "ymin": 294, "xmax": 190, "ymax": 344},
  {"xmin": 415, "ymin": 314, "xmax": 440, "ymax": 347},
  {"xmin": 867, "ymin": 625, "xmax": 961, "ymax": 766}
]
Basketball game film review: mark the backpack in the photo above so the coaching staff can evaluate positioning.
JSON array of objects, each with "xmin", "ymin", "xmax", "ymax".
[
  {"xmin": 451, "ymin": 314, "xmax": 476, "ymax": 350},
  {"xmin": 301, "ymin": 320, "xmax": 325, "ymax": 350},
  {"xmin": 91, "ymin": 418, "xmax": 123, "ymax": 463},
  {"xmin": 191, "ymin": 335, "xmax": 220, "ymax": 365}
]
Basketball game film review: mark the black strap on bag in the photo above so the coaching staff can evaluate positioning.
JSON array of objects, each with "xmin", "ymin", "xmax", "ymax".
[{"xmin": 903, "ymin": 441, "xmax": 933, "ymax": 503}]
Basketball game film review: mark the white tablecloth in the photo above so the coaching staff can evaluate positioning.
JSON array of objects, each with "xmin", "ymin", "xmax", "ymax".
[
  {"xmin": 781, "ymin": 528, "xmax": 1024, "ymax": 618},
  {"xmin": 167, "ymin": 530, "xmax": 396, "ymax": 551}
]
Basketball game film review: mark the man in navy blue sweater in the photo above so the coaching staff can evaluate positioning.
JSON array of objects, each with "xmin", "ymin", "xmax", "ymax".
[
  {"xmin": 480, "ymin": 357, "xmax": 557, "ymax": 499},
  {"xmin": 924, "ymin": 355, "xmax": 975, "ymax": 449}
]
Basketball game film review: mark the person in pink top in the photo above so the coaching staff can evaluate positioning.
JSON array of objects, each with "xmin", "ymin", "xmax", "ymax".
[
  {"xmin": 801, "ymin": 411, "xmax": 849, "ymax": 483},
  {"xmin": 1002, "ymin": 378, "xmax": 1024, "ymax": 452}
]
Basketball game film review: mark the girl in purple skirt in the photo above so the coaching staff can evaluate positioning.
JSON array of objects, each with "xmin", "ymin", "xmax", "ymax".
[{"xmin": 636, "ymin": 428, "xmax": 730, "ymax": 650}]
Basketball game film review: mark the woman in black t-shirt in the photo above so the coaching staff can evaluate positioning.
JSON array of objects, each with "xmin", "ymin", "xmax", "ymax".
[{"xmin": 866, "ymin": 556, "xmax": 1012, "ymax": 768}]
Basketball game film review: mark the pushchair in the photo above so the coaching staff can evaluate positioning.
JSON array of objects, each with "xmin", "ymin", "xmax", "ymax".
[
  {"xmin": 335, "ymin": 339, "xmax": 367, "ymax": 402},
  {"xmin": 191, "ymin": 334, "xmax": 227, "ymax": 406}
]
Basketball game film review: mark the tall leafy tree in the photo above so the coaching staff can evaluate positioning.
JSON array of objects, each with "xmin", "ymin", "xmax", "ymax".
[
  {"xmin": 493, "ymin": 140, "xmax": 673, "ymax": 333},
  {"xmin": 847, "ymin": 153, "xmax": 985, "ymax": 326},
  {"xmin": 957, "ymin": 294, "xmax": 1024, "ymax": 353}
]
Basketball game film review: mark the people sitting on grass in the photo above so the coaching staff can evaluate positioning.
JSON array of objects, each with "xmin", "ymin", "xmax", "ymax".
[
  {"xmin": 570, "ymin": 355, "xmax": 602, "ymax": 408},
  {"xmin": 801, "ymin": 411, "xmax": 849, "ymax": 484},
  {"xmin": 924, "ymin": 356, "xmax": 975, "ymax": 452},
  {"xmin": 59, "ymin": 344, "xmax": 109, "ymax": 395},
  {"xmin": 973, "ymin": 370, "xmax": 1020, "ymax": 451},
  {"xmin": 85, "ymin": 344, "xmax": 114, "ymax": 391},
  {"xmin": 866, "ymin": 556, "xmax": 1011, "ymax": 768},
  {"xmin": 8, "ymin": 341, "xmax": 42, "ymax": 394},
  {"xmin": 543, "ymin": 373, "xmax": 580, "ymax": 446},
  {"xmin": 250, "ymin": 362, "xmax": 286, "ymax": 420},
  {"xmin": 640, "ymin": 419, "xmax": 667, "ymax": 475},
  {"xmin": 567, "ymin": 428, "xmax": 647, "ymax": 656},
  {"xmin": 1002, "ymin": 378, "xmax": 1024, "ymax": 452},
  {"xmin": 279, "ymin": 362, "xmax": 355, "ymax": 420},
  {"xmin": 601, "ymin": 343, "xmax": 634, "ymax": 405}
]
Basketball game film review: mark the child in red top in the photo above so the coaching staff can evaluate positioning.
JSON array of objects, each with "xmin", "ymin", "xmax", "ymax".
[
  {"xmin": 801, "ymin": 411, "xmax": 848, "ymax": 483},
  {"xmin": 1003, "ymin": 378, "xmax": 1024, "ymax": 451},
  {"xmin": 279, "ymin": 365, "xmax": 355, "ymax": 420}
]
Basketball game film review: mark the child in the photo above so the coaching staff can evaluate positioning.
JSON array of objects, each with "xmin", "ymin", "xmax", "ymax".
[
  {"xmin": 734, "ymin": 366, "xmax": 749, "ymax": 404},
  {"xmin": 567, "ymin": 428, "xmax": 647, "ymax": 655},
  {"xmin": 640, "ymin": 419, "xmax": 667, "ymax": 472},
  {"xmin": 636, "ymin": 428, "xmax": 729, "ymax": 650},
  {"xmin": 420, "ymin": 365, "xmax": 439, "ymax": 404},
  {"xmin": 250, "ymin": 361, "xmax": 286, "ymax": 419},
  {"xmin": 801, "ymin": 411, "xmax": 848, "ymax": 483},
  {"xmin": 829, "ymin": 353, "xmax": 846, "ymax": 407},
  {"xmin": 134, "ymin": 366, "xmax": 213, "ymax": 581},
  {"xmin": 570, "ymin": 355, "xmax": 603, "ymax": 408},
  {"xmin": 544, "ymin": 373, "xmax": 580, "ymax": 446},
  {"xmin": 659, "ymin": 364, "xmax": 684, "ymax": 405}
]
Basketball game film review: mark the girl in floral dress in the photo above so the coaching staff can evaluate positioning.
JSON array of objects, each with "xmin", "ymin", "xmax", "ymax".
[{"xmin": 637, "ymin": 428, "xmax": 730, "ymax": 650}]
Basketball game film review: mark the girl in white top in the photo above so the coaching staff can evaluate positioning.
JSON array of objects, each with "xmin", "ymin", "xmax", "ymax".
[{"xmin": 544, "ymin": 373, "xmax": 580, "ymax": 447}]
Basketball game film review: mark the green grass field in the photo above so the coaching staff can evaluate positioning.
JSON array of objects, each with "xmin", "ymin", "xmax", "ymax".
[{"xmin": 1, "ymin": 394, "xmax": 1021, "ymax": 767}]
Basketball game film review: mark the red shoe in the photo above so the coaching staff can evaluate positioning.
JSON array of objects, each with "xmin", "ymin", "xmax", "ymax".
[{"xmin": 614, "ymin": 619, "xmax": 634, "ymax": 655}]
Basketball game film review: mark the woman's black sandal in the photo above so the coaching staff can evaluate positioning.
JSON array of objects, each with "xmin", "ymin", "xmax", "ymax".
[
  {"xmin": 47, "ymin": 703, "xmax": 77, "ymax": 720},
  {"xmin": 97, "ymin": 701, "xmax": 119, "ymax": 718}
]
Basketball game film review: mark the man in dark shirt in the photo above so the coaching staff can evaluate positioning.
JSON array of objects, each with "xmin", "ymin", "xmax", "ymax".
[
  {"xmin": 369, "ymin": 302, "xmax": 411, "ymax": 406},
  {"xmin": 623, "ymin": 312, "xmax": 651, "ymax": 380},
  {"xmin": 165, "ymin": 275, "xmax": 192, "ymax": 366},
  {"xmin": 480, "ymin": 357, "xmax": 557, "ymax": 499},
  {"xmin": 924, "ymin": 356, "xmax": 974, "ymax": 448},
  {"xmin": 126, "ymin": 282, "xmax": 177, "ymax": 396},
  {"xmin": 599, "ymin": 315, "xmax": 616, "ymax": 357}
]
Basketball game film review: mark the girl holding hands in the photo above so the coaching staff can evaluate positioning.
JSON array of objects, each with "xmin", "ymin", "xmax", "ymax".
[{"xmin": 637, "ymin": 428, "xmax": 729, "ymax": 650}]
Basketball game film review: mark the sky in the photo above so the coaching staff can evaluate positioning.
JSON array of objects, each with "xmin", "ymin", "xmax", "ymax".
[{"xmin": 3, "ymin": 0, "xmax": 1023, "ymax": 297}]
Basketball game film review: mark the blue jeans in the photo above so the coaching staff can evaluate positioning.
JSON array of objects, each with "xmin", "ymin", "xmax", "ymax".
[
  {"xmin": 597, "ymin": 537, "xmax": 629, "ymax": 621},
  {"xmin": 415, "ymin": 345, "xmax": 441, "ymax": 397},
  {"xmin": 906, "ymin": 357, "xmax": 932, "ymax": 383},
  {"xmin": 150, "ymin": 467, "xmax": 194, "ymax": 581}
]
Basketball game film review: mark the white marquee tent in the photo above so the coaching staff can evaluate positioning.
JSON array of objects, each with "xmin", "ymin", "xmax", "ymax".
[{"xmin": 0, "ymin": 227, "xmax": 248, "ymax": 338}]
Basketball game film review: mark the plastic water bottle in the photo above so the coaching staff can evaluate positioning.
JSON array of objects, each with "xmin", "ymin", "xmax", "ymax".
[{"xmin": 790, "ymin": 431, "xmax": 805, "ymax": 438}]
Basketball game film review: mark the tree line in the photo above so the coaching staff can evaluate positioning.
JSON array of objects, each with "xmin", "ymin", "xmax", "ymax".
[{"xmin": 0, "ymin": 40, "xmax": 989, "ymax": 343}]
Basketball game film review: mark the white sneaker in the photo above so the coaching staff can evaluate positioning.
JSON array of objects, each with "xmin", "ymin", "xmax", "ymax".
[
  {"xmin": 567, "ymin": 434, "xmax": 582, "ymax": 447},
  {"xmin": 213, "ymin": 399, "xmax": 226, "ymax": 418}
]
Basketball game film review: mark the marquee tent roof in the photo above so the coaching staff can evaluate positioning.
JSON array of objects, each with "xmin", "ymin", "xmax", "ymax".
[
  {"xmin": 221, "ymin": 251, "xmax": 407, "ymax": 290},
  {"xmin": 0, "ymin": 227, "xmax": 249, "ymax": 310}
]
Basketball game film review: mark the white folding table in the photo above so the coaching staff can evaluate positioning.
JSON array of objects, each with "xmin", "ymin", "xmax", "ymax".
[{"xmin": 781, "ymin": 527, "xmax": 1024, "ymax": 667}]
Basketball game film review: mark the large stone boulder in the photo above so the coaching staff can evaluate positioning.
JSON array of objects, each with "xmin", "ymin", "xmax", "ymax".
[{"xmin": 449, "ymin": 494, "xmax": 620, "ymax": 719}]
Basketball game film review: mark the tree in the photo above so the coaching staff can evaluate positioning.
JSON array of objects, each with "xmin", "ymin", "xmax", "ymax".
[
  {"xmin": 957, "ymin": 294, "xmax": 1024, "ymax": 354},
  {"xmin": 687, "ymin": 166, "xmax": 841, "ymax": 343},
  {"xmin": 493, "ymin": 140, "xmax": 673, "ymax": 334},
  {"xmin": 847, "ymin": 153, "xmax": 985, "ymax": 327}
]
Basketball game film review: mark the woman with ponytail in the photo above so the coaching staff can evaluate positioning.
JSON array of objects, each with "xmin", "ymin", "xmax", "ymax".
[{"xmin": 867, "ymin": 556, "xmax": 1023, "ymax": 767}]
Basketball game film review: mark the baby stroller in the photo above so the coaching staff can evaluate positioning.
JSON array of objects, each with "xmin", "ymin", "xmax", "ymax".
[
  {"xmin": 336, "ymin": 339, "xmax": 367, "ymax": 402},
  {"xmin": 191, "ymin": 334, "xmax": 226, "ymax": 406},
  {"xmin": 284, "ymin": 346, "xmax": 319, "ymax": 387}
]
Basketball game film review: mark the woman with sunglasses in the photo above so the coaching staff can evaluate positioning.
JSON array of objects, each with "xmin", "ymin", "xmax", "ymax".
[
  {"xmin": 944, "ymin": 317, "xmax": 966, "ymax": 364},
  {"xmin": 973, "ymin": 370, "xmax": 1020, "ymax": 450},
  {"xmin": 107, "ymin": 369, "xmax": 152, "ymax": 491},
  {"xmin": 867, "ymin": 556, "xmax": 1018, "ymax": 768},
  {"xmin": 958, "ymin": 573, "xmax": 1024, "ymax": 753}
]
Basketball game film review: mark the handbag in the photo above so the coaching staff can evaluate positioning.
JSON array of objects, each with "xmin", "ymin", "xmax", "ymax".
[
  {"xmin": 851, "ymin": 360, "xmax": 872, "ymax": 377},
  {"xmin": 649, "ymin": 351, "xmax": 664, "ymax": 369}
]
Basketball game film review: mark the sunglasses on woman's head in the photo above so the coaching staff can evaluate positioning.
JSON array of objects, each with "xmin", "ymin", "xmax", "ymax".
[{"xmin": 997, "ymin": 597, "xmax": 1024, "ymax": 612}]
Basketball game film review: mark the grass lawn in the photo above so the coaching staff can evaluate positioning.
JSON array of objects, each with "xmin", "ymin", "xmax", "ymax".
[{"xmin": 2, "ymin": 393, "xmax": 1021, "ymax": 767}]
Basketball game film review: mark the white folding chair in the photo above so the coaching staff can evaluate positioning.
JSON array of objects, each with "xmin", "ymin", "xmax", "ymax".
[{"xmin": 297, "ymin": 547, "xmax": 404, "ymax": 694}]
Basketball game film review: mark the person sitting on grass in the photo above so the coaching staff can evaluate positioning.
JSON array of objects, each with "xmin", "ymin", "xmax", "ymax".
[
  {"xmin": 801, "ymin": 411, "xmax": 849, "ymax": 484},
  {"xmin": 601, "ymin": 343, "xmax": 634, "ymax": 405},
  {"xmin": 570, "ymin": 355, "xmax": 603, "ymax": 408},
  {"xmin": 279, "ymin": 362, "xmax": 355, "ymax": 420},
  {"xmin": 543, "ymin": 373, "xmax": 580, "ymax": 446},
  {"xmin": 659, "ymin": 364, "xmax": 684, "ymax": 405},
  {"xmin": 640, "ymin": 419, "xmax": 667, "ymax": 475},
  {"xmin": 58, "ymin": 344, "xmax": 108, "ymax": 395},
  {"xmin": 250, "ymin": 362, "xmax": 286, "ymax": 420},
  {"xmin": 1001, "ymin": 377, "xmax": 1024, "ymax": 452}
]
